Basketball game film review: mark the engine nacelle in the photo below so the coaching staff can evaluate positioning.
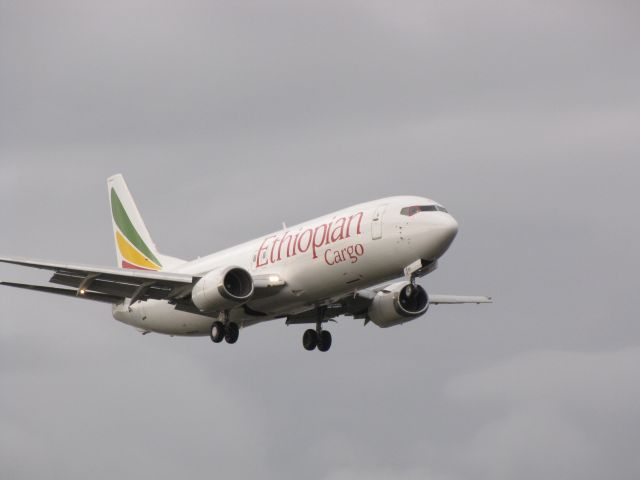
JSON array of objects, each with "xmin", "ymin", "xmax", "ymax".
[
  {"xmin": 191, "ymin": 266, "xmax": 254, "ymax": 312},
  {"xmin": 368, "ymin": 282, "xmax": 429, "ymax": 328}
]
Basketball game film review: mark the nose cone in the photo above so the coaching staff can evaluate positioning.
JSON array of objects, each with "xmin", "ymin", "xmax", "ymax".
[
  {"xmin": 435, "ymin": 213, "xmax": 458, "ymax": 251},
  {"xmin": 442, "ymin": 213, "xmax": 459, "ymax": 243},
  {"xmin": 419, "ymin": 212, "xmax": 458, "ymax": 259}
]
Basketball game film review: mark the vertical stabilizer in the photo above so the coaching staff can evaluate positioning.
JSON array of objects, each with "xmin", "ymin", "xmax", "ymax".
[{"xmin": 108, "ymin": 174, "xmax": 168, "ymax": 271}]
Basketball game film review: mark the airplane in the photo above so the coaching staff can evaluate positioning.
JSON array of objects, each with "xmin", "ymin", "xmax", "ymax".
[{"xmin": 0, "ymin": 174, "xmax": 491, "ymax": 352}]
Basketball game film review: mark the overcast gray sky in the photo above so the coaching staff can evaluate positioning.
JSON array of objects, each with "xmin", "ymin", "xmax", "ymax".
[{"xmin": 1, "ymin": 1, "xmax": 639, "ymax": 479}]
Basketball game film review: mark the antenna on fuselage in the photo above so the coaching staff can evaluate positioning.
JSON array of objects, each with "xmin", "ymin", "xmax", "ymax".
[{"xmin": 282, "ymin": 221, "xmax": 287, "ymax": 230}]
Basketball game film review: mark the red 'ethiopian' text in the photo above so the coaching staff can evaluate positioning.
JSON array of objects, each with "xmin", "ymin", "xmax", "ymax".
[{"xmin": 255, "ymin": 211, "xmax": 364, "ymax": 267}]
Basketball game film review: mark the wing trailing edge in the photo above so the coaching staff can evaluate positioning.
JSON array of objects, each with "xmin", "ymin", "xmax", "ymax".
[
  {"xmin": 0, "ymin": 256, "xmax": 195, "ymax": 305},
  {"xmin": 0, "ymin": 281, "xmax": 123, "ymax": 304}
]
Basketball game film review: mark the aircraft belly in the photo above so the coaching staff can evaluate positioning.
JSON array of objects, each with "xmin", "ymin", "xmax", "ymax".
[{"xmin": 112, "ymin": 301, "xmax": 212, "ymax": 336}]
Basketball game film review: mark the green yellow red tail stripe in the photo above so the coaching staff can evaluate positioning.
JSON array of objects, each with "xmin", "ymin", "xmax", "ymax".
[
  {"xmin": 111, "ymin": 188, "xmax": 162, "ymax": 271},
  {"xmin": 115, "ymin": 231, "xmax": 161, "ymax": 270}
]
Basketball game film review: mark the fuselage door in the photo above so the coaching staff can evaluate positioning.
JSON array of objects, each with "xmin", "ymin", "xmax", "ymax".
[{"xmin": 371, "ymin": 205, "xmax": 386, "ymax": 240}]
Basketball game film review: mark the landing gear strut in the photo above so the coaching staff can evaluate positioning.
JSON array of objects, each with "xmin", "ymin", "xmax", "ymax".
[
  {"xmin": 210, "ymin": 310, "xmax": 240, "ymax": 345},
  {"xmin": 302, "ymin": 313, "xmax": 332, "ymax": 352}
]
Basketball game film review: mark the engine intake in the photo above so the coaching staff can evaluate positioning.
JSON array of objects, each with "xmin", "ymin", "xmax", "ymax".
[
  {"xmin": 191, "ymin": 266, "xmax": 254, "ymax": 312},
  {"xmin": 368, "ymin": 282, "xmax": 429, "ymax": 328}
]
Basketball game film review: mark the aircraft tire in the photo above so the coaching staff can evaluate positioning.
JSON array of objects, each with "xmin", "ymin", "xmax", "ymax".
[
  {"xmin": 225, "ymin": 322, "xmax": 239, "ymax": 344},
  {"xmin": 302, "ymin": 329, "xmax": 318, "ymax": 351},
  {"xmin": 317, "ymin": 330, "xmax": 332, "ymax": 352},
  {"xmin": 210, "ymin": 321, "xmax": 225, "ymax": 343}
]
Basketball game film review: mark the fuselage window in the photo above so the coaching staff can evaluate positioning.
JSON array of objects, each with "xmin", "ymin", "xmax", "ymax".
[{"xmin": 400, "ymin": 205, "xmax": 448, "ymax": 216}]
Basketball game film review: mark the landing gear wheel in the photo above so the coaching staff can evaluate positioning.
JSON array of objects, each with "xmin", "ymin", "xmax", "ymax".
[
  {"xmin": 210, "ymin": 321, "xmax": 225, "ymax": 343},
  {"xmin": 317, "ymin": 330, "xmax": 332, "ymax": 352},
  {"xmin": 303, "ymin": 329, "xmax": 318, "ymax": 351},
  {"xmin": 225, "ymin": 322, "xmax": 239, "ymax": 344}
]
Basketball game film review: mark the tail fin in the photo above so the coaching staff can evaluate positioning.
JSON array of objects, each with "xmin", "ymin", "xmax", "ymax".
[{"xmin": 108, "ymin": 174, "xmax": 184, "ymax": 271}]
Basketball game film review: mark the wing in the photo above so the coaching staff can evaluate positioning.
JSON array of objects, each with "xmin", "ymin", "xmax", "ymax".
[
  {"xmin": 286, "ymin": 285, "xmax": 492, "ymax": 325},
  {"xmin": 0, "ymin": 256, "xmax": 287, "ymax": 308},
  {"xmin": 0, "ymin": 256, "xmax": 195, "ymax": 305},
  {"xmin": 428, "ymin": 295, "xmax": 493, "ymax": 304},
  {"xmin": 344, "ymin": 287, "xmax": 492, "ymax": 313}
]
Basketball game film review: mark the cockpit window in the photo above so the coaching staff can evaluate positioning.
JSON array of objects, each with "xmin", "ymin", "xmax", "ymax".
[{"xmin": 400, "ymin": 205, "xmax": 448, "ymax": 216}]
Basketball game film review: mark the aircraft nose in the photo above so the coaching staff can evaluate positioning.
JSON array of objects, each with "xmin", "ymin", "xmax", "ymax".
[
  {"xmin": 430, "ymin": 213, "xmax": 458, "ymax": 255},
  {"xmin": 442, "ymin": 213, "xmax": 459, "ymax": 242}
]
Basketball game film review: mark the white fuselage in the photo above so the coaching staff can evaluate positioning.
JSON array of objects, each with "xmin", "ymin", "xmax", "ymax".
[{"xmin": 112, "ymin": 196, "xmax": 459, "ymax": 335}]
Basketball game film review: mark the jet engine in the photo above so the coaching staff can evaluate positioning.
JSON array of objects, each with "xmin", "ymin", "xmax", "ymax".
[
  {"xmin": 368, "ymin": 282, "xmax": 429, "ymax": 328},
  {"xmin": 191, "ymin": 266, "xmax": 254, "ymax": 312}
]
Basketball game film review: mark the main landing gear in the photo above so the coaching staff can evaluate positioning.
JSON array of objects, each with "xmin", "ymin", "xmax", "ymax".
[
  {"xmin": 210, "ymin": 311, "xmax": 239, "ymax": 344},
  {"xmin": 302, "ymin": 324, "xmax": 332, "ymax": 352}
]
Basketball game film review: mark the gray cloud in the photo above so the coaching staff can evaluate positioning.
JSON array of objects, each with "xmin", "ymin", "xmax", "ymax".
[
  {"xmin": 1, "ymin": 1, "xmax": 639, "ymax": 479},
  {"xmin": 446, "ymin": 348, "xmax": 640, "ymax": 480}
]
